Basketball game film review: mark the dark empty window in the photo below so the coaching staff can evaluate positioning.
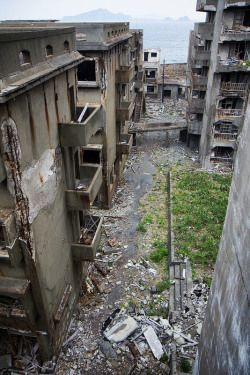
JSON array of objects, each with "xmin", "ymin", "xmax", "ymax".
[
  {"xmin": 147, "ymin": 86, "xmax": 154, "ymax": 93},
  {"xmin": 19, "ymin": 50, "xmax": 31, "ymax": 65},
  {"xmin": 205, "ymin": 40, "xmax": 211, "ymax": 51},
  {"xmin": 243, "ymin": 9, "xmax": 250, "ymax": 27},
  {"xmin": 63, "ymin": 40, "xmax": 70, "ymax": 53},
  {"xmin": 82, "ymin": 150, "xmax": 101, "ymax": 164},
  {"xmin": 151, "ymin": 52, "xmax": 157, "ymax": 57},
  {"xmin": 45, "ymin": 45, "xmax": 53, "ymax": 57},
  {"xmin": 77, "ymin": 60, "xmax": 96, "ymax": 82},
  {"xmin": 144, "ymin": 52, "xmax": 149, "ymax": 61}
]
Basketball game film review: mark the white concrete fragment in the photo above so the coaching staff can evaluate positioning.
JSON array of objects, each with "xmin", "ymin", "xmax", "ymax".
[
  {"xmin": 143, "ymin": 326, "xmax": 164, "ymax": 360},
  {"xmin": 104, "ymin": 316, "xmax": 139, "ymax": 343},
  {"xmin": 159, "ymin": 318, "xmax": 170, "ymax": 329}
]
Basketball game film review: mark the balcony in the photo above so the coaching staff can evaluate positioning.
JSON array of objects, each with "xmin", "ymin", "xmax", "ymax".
[
  {"xmin": 224, "ymin": 0, "xmax": 250, "ymax": 8},
  {"xmin": 71, "ymin": 215, "xmax": 103, "ymax": 261},
  {"xmin": 196, "ymin": 0, "xmax": 217, "ymax": 11},
  {"xmin": 116, "ymin": 101, "xmax": 135, "ymax": 121},
  {"xmin": 217, "ymin": 56, "xmax": 250, "ymax": 72},
  {"xmin": 59, "ymin": 105, "xmax": 102, "ymax": 147},
  {"xmin": 0, "ymin": 277, "xmax": 37, "ymax": 327},
  {"xmin": 194, "ymin": 23, "xmax": 214, "ymax": 39},
  {"xmin": 190, "ymin": 69, "xmax": 208, "ymax": 89},
  {"xmin": 190, "ymin": 98, "xmax": 205, "ymax": 113},
  {"xmin": 221, "ymin": 26, "xmax": 250, "ymax": 42},
  {"xmin": 188, "ymin": 121, "xmax": 203, "ymax": 135},
  {"xmin": 191, "ymin": 49, "xmax": 211, "ymax": 66},
  {"xmin": 220, "ymin": 82, "xmax": 248, "ymax": 96},
  {"xmin": 117, "ymin": 134, "xmax": 133, "ymax": 155},
  {"xmin": 116, "ymin": 65, "xmax": 134, "ymax": 83},
  {"xmin": 66, "ymin": 164, "xmax": 102, "ymax": 210},
  {"xmin": 217, "ymin": 108, "xmax": 242, "ymax": 117},
  {"xmin": 213, "ymin": 132, "xmax": 237, "ymax": 147}
]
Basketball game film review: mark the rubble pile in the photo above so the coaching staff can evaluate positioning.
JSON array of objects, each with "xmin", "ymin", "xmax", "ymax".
[
  {"xmin": 143, "ymin": 98, "xmax": 187, "ymax": 123},
  {"xmin": 0, "ymin": 97, "xmax": 212, "ymax": 374}
]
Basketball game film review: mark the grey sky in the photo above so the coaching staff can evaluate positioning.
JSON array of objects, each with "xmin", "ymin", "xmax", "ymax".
[{"xmin": 0, "ymin": 0, "xmax": 205, "ymax": 21}]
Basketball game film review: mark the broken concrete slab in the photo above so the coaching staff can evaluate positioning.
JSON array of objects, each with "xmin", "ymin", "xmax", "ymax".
[
  {"xmin": 144, "ymin": 326, "xmax": 164, "ymax": 360},
  {"xmin": 104, "ymin": 316, "xmax": 139, "ymax": 342},
  {"xmin": 99, "ymin": 340, "xmax": 117, "ymax": 358}
]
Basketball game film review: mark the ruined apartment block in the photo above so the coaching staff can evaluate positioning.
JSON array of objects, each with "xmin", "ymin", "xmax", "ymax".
[
  {"xmin": 158, "ymin": 63, "xmax": 187, "ymax": 100},
  {"xmin": 143, "ymin": 48, "xmax": 161, "ymax": 96},
  {"xmin": 187, "ymin": 0, "xmax": 250, "ymax": 166},
  {"xmin": 0, "ymin": 22, "xmax": 144, "ymax": 363}
]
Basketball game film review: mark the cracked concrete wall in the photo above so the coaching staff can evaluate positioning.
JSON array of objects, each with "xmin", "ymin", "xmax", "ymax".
[
  {"xmin": 0, "ymin": 67, "xmax": 88, "ymax": 356},
  {"xmin": 193, "ymin": 96, "xmax": 250, "ymax": 375}
]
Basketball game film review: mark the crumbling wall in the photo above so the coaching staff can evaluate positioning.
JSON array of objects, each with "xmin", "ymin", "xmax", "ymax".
[
  {"xmin": 193, "ymin": 97, "xmax": 250, "ymax": 375},
  {"xmin": 0, "ymin": 67, "xmax": 89, "ymax": 358}
]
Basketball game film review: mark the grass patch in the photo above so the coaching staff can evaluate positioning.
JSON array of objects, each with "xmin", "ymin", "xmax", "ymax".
[
  {"xmin": 136, "ymin": 222, "xmax": 147, "ymax": 233},
  {"xmin": 150, "ymin": 240, "xmax": 169, "ymax": 263},
  {"xmin": 156, "ymin": 277, "xmax": 171, "ymax": 292},
  {"xmin": 171, "ymin": 167, "xmax": 232, "ymax": 268}
]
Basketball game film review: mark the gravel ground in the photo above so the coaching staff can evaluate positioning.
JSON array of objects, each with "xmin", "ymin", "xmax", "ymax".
[{"xmin": 55, "ymin": 98, "xmax": 205, "ymax": 375}]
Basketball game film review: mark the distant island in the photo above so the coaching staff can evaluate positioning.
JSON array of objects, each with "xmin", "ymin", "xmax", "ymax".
[
  {"xmin": 61, "ymin": 8, "xmax": 132, "ymax": 22},
  {"xmin": 163, "ymin": 16, "xmax": 191, "ymax": 22},
  {"xmin": 61, "ymin": 8, "xmax": 193, "ymax": 23}
]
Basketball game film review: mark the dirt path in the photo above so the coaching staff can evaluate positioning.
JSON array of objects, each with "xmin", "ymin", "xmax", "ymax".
[{"xmin": 55, "ymin": 98, "xmax": 201, "ymax": 375}]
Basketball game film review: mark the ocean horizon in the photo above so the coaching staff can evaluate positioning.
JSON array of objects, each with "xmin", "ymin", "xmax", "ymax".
[{"xmin": 130, "ymin": 20, "xmax": 195, "ymax": 64}]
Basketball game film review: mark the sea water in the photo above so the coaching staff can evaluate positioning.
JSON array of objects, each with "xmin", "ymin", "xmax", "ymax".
[{"xmin": 130, "ymin": 21, "xmax": 195, "ymax": 64}]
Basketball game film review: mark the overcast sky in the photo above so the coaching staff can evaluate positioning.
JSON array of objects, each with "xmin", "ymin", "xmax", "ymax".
[{"xmin": 0, "ymin": 0, "xmax": 205, "ymax": 21}]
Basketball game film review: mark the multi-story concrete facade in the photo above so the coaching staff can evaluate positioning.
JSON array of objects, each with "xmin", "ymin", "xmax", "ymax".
[
  {"xmin": 187, "ymin": 0, "xmax": 250, "ymax": 165},
  {"xmin": 193, "ymin": 88, "xmax": 250, "ymax": 375},
  {"xmin": 0, "ymin": 26, "xmax": 89, "ymax": 361},
  {"xmin": 143, "ymin": 48, "xmax": 161, "ymax": 96},
  {"xmin": 73, "ymin": 23, "xmax": 144, "ymax": 206},
  {"xmin": 1, "ymin": 21, "xmax": 144, "ymax": 208},
  {"xmin": 0, "ymin": 22, "xmax": 144, "ymax": 364}
]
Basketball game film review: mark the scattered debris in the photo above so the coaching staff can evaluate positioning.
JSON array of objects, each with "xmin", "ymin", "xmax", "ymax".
[{"xmin": 104, "ymin": 316, "xmax": 139, "ymax": 343}]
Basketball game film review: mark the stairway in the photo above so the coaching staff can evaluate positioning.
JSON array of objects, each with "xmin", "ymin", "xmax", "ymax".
[{"xmin": 134, "ymin": 91, "xmax": 143, "ymax": 123}]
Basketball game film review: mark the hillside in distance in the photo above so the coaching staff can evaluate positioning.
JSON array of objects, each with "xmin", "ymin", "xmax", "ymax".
[
  {"xmin": 61, "ymin": 8, "xmax": 132, "ymax": 22},
  {"xmin": 61, "ymin": 8, "xmax": 193, "ymax": 23}
]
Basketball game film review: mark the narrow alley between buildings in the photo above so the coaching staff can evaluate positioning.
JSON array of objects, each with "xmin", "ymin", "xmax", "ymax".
[{"xmin": 54, "ymin": 97, "xmax": 210, "ymax": 375}]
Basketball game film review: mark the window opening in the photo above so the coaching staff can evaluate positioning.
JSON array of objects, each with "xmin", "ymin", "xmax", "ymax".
[
  {"xmin": 77, "ymin": 60, "xmax": 96, "ymax": 82},
  {"xmin": 74, "ymin": 151, "xmax": 80, "ymax": 180},
  {"xmin": 147, "ymin": 86, "xmax": 155, "ymax": 93},
  {"xmin": 151, "ymin": 52, "xmax": 157, "ymax": 57},
  {"xmin": 243, "ymin": 9, "xmax": 250, "ymax": 27},
  {"xmin": 82, "ymin": 150, "xmax": 101, "ymax": 164},
  {"xmin": 63, "ymin": 41, "xmax": 70, "ymax": 53},
  {"xmin": 45, "ymin": 45, "xmax": 53, "ymax": 57},
  {"xmin": 68, "ymin": 85, "xmax": 76, "ymax": 121},
  {"xmin": 19, "ymin": 50, "xmax": 31, "ymax": 65},
  {"xmin": 144, "ymin": 52, "xmax": 149, "ymax": 61}
]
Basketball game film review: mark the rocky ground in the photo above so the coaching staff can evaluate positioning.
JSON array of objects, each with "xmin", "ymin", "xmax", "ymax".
[
  {"xmin": 53, "ymin": 98, "xmax": 210, "ymax": 375},
  {"xmin": 0, "ymin": 97, "xmax": 212, "ymax": 375}
]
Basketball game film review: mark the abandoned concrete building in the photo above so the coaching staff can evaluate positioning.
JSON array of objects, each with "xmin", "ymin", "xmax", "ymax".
[
  {"xmin": 1, "ymin": 20, "xmax": 145, "ymax": 208},
  {"xmin": 193, "ymin": 93, "xmax": 250, "ymax": 375},
  {"xmin": 143, "ymin": 48, "xmax": 161, "ymax": 96},
  {"xmin": 158, "ymin": 63, "xmax": 187, "ymax": 100},
  {"xmin": 186, "ymin": 0, "xmax": 250, "ymax": 166},
  {"xmin": 0, "ymin": 22, "xmax": 144, "ymax": 362}
]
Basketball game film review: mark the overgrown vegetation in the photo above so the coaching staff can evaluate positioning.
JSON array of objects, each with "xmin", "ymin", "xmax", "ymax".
[
  {"xmin": 150, "ymin": 240, "xmax": 169, "ymax": 263},
  {"xmin": 171, "ymin": 167, "xmax": 232, "ymax": 270},
  {"xmin": 180, "ymin": 358, "xmax": 192, "ymax": 373}
]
